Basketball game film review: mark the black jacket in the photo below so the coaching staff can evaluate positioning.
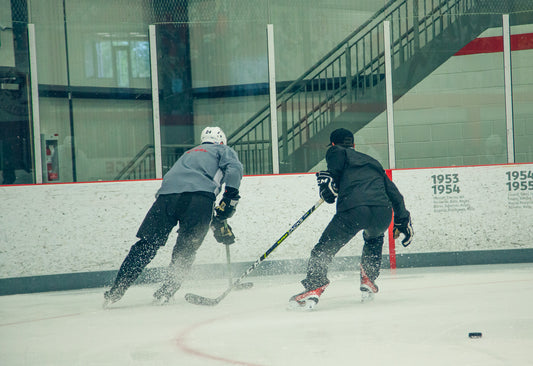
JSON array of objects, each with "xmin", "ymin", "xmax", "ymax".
[{"xmin": 326, "ymin": 145, "xmax": 409, "ymax": 219}]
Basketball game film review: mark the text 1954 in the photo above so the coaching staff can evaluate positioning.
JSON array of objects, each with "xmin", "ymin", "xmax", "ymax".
[{"xmin": 505, "ymin": 171, "xmax": 533, "ymax": 191}]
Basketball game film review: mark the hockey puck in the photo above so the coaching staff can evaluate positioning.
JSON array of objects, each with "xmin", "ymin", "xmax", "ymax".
[{"xmin": 468, "ymin": 332, "xmax": 482, "ymax": 339}]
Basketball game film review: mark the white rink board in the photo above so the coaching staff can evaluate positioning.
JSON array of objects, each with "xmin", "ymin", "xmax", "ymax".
[
  {"xmin": 394, "ymin": 164, "xmax": 533, "ymax": 254},
  {"xmin": 0, "ymin": 163, "xmax": 532, "ymax": 278}
]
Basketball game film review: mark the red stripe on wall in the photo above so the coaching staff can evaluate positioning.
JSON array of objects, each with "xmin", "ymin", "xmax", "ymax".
[
  {"xmin": 385, "ymin": 169, "xmax": 397, "ymax": 271},
  {"xmin": 455, "ymin": 32, "xmax": 533, "ymax": 56}
]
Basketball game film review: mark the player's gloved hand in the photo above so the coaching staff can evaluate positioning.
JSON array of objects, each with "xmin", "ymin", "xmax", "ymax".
[
  {"xmin": 393, "ymin": 214, "xmax": 413, "ymax": 247},
  {"xmin": 211, "ymin": 216, "xmax": 236, "ymax": 245},
  {"xmin": 316, "ymin": 171, "xmax": 338, "ymax": 204},
  {"xmin": 215, "ymin": 187, "xmax": 240, "ymax": 220}
]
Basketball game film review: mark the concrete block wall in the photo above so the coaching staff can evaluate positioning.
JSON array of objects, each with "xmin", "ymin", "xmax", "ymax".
[{"xmin": 354, "ymin": 25, "xmax": 533, "ymax": 169}]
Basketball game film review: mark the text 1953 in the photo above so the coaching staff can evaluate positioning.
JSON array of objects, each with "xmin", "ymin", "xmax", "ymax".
[{"xmin": 431, "ymin": 174, "xmax": 460, "ymax": 194}]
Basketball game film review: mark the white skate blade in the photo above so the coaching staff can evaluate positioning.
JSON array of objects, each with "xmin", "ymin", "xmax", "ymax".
[
  {"xmin": 287, "ymin": 297, "xmax": 318, "ymax": 311},
  {"xmin": 102, "ymin": 296, "xmax": 120, "ymax": 309},
  {"xmin": 361, "ymin": 290, "xmax": 375, "ymax": 303},
  {"xmin": 152, "ymin": 296, "xmax": 174, "ymax": 306}
]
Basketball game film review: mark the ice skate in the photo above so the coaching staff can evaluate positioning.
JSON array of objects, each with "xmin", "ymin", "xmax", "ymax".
[
  {"xmin": 152, "ymin": 290, "xmax": 173, "ymax": 305},
  {"xmin": 360, "ymin": 287, "xmax": 376, "ymax": 302},
  {"xmin": 152, "ymin": 282, "xmax": 180, "ymax": 305},
  {"xmin": 287, "ymin": 284, "xmax": 328, "ymax": 311},
  {"xmin": 152, "ymin": 295, "xmax": 175, "ymax": 306},
  {"xmin": 103, "ymin": 288, "xmax": 124, "ymax": 308},
  {"xmin": 360, "ymin": 268, "xmax": 378, "ymax": 303}
]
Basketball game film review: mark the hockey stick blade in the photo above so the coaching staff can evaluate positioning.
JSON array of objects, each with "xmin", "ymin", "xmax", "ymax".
[
  {"xmin": 184, "ymin": 293, "xmax": 221, "ymax": 306},
  {"xmin": 184, "ymin": 198, "xmax": 324, "ymax": 306},
  {"xmin": 185, "ymin": 279, "xmax": 252, "ymax": 305}
]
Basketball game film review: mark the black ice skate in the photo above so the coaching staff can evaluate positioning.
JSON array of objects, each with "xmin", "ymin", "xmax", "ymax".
[
  {"xmin": 360, "ymin": 266, "xmax": 379, "ymax": 303},
  {"xmin": 287, "ymin": 284, "xmax": 329, "ymax": 311},
  {"xmin": 103, "ymin": 287, "xmax": 124, "ymax": 308},
  {"xmin": 152, "ymin": 282, "xmax": 180, "ymax": 305}
]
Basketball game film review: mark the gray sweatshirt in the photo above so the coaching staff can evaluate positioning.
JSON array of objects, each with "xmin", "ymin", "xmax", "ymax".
[{"xmin": 156, "ymin": 143, "xmax": 243, "ymax": 199}]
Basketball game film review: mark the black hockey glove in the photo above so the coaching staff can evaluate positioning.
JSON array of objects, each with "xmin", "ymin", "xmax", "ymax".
[
  {"xmin": 316, "ymin": 171, "xmax": 338, "ymax": 204},
  {"xmin": 215, "ymin": 187, "xmax": 240, "ymax": 220},
  {"xmin": 211, "ymin": 216, "xmax": 236, "ymax": 245},
  {"xmin": 393, "ymin": 214, "xmax": 414, "ymax": 247}
]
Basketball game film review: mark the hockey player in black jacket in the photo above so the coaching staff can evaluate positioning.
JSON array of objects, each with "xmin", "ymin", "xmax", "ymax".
[{"xmin": 288, "ymin": 128, "xmax": 413, "ymax": 310}]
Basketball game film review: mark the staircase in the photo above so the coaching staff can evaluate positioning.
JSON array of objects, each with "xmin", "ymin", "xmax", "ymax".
[
  {"xmin": 114, "ymin": 144, "xmax": 194, "ymax": 180},
  {"xmin": 228, "ymin": 0, "xmax": 532, "ymax": 174}
]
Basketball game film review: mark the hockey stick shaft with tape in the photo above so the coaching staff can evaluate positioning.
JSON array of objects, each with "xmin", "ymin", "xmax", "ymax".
[
  {"xmin": 185, "ymin": 198, "xmax": 325, "ymax": 306},
  {"xmin": 225, "ymin": 244, "xmax": 254, "ymax": 290}
]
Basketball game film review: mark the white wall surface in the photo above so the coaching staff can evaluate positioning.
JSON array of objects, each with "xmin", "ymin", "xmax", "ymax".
[{"xmin": 1, "ymin": 163, "xmax": 532, "ymax": 279}]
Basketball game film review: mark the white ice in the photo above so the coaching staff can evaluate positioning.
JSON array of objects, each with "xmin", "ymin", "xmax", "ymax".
[{"xmin": 1, "ymin": 263, "xmax": 533, "ymax": 366}]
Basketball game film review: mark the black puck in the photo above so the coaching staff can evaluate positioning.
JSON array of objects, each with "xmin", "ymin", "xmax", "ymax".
[{"xmin": 468, "ymin": 332, "xmax": 482, "ymax": 338}]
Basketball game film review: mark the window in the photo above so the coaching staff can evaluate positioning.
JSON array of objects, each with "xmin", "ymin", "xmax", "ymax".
[{"xmin": 85, "ymin": 33, "xmax": 149, "ymax": 86}]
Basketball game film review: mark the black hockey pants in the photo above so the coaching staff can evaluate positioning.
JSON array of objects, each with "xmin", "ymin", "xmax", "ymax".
[
  {"xmin": 301, "ymin": 205, "xmax": 392, "ymax": 291},
  {"xmin": 110, "ymin": 193, "xmax": 214, "ymax": 296}
]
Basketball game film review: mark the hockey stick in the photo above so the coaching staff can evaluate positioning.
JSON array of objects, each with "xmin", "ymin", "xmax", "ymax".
[
  {"xmin": 220, "ymin": 220, "xmax": 253, "ymax": 290},
  {"xmin": 225, "ymin": 245, "xmax": 253, "ymax": 290},
  {"xmin": 185, "ymin": 198, "xmax": 324, "ymax": 306},
  {"xmin": 225, "ymin": 245, "xmax": 233, "ymax": 287}
]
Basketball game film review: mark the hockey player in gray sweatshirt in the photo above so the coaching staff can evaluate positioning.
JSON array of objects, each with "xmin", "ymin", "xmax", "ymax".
[{"xmin": 104, "ymin": 126, "xmax": 243, "ymax": 306}]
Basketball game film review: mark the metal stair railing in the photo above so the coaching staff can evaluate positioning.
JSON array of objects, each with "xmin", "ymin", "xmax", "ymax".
[
  {"xmin": 114, "ymin": 143, "xmax": 197, "ymax": 181},
  {"xmin": 114, "ymin": 144, "xmax": 155, "ymax": 180},
  {"xmin": 227, "ymin": 0, "xmax": 479, "ymax": 175}
]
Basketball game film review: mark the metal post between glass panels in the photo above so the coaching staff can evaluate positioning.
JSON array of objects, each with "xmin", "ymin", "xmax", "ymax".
[
  {"xmin": 28, "ymin": 24, "xmax": 42, "ymax": 184},
  {"xmin": 267, "ymin": 24, "xmax": 279, "ymax": 174},
  {"xmin": 502, "ymin": 14, "xmax": 515, "ymax": 164},
  {"xmin": 149, "ymin": 24, "xmax": 163, "ymax": 179},
  {"xmin": 384, "ymin": 21, "xmax": 395, "ymax": 169}
]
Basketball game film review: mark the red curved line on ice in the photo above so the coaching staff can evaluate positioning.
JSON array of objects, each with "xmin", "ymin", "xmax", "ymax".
[{"xmin": 175, "ymin": 316, "xmax": 265, "ymax": 366}]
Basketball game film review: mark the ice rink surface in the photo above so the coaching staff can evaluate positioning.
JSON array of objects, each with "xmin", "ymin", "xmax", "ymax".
[{"xmin": 1, "ymin": 263, "xmax": 533, "ymax": 366}]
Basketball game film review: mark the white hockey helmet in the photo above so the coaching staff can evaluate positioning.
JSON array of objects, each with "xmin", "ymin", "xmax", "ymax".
[{"xmin": 201, "ymin": 126, "xmax": 227, "ymax": 145}]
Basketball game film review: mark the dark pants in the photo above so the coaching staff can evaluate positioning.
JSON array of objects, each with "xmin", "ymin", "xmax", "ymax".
[
  {"xmin": 302, "ymin": 205, "xmax": 392, "ymax": 290},
  {"xmin": 110, "ymin": 193, "xmax": 214, "ymax": 296}
]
